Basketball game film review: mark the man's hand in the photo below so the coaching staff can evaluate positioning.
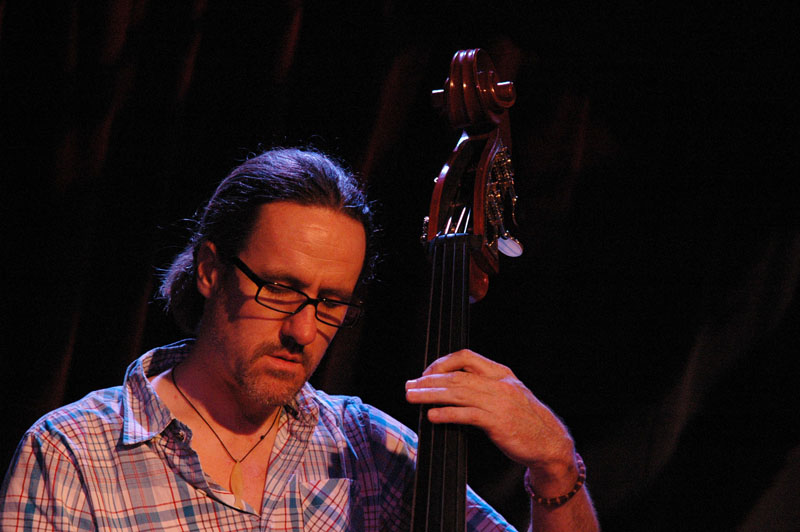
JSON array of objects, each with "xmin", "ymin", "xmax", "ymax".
[
  {"xmin": 405, "ymin": 349, "xmax": 577, "ymax": 497},
  {"xmin": 405, "ymin": 349, "xmax": 600, "ymax": 530}
]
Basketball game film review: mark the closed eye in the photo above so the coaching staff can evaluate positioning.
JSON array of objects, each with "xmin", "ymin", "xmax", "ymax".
[
  {"xmin": 319, "ymin": 298, "xmax": 349, "ymax": 309},
  {"xmin": 262, "ymin": 282, "xmax": 294, "ymax": 295}
]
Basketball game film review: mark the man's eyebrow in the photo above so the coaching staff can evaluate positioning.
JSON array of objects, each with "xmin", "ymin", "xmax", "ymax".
[
  {"xmin": 320, "ymin": 287, "xmax": 355, "ymax": 302},
  {"xmin": 254, "ymin": 269, "xmax": 304, "ymax": 288},
  {"xmin": 313, "ymin": 283, "xmax": 355, "ymax": 302},
  {"xmin": 256, "ymin": 269, "xmax": 354, "ymax": 301}
]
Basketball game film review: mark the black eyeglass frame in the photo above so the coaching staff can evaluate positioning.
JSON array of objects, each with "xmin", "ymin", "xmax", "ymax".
[{"xmin": 228, "ymin": 256, "xmax": 362, "ymax": 328}]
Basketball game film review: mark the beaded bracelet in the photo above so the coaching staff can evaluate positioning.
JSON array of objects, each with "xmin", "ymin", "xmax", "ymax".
[{"xmin": 523, "ymin": 453, "xmax": 586, "ymax": 508}]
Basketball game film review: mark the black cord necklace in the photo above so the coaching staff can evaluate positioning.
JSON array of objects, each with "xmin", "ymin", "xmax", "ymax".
[{"xmin": 171, "ymin": 365, "xmax": 280, "ymax": 509}]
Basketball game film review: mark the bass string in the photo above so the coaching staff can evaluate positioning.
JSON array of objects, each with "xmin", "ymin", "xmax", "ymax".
[
  {"xmin": 420, "ymin": 236, "xmax": 439, "ymax": 532},
  {"xmin": 443, "ymin": 236, "xmax": 457, "ymax": 531},
  {"xmin": 448, "ymin": 237, "xmax": 469, "ymax": 530},
  {"xmin": 422, "ymin": 236, "xmax": 449, "ymax": 531}
]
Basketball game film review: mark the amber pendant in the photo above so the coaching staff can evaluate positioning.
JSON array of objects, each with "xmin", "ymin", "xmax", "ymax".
[{"xmin": 230, "ymin": 461, "xmax": 245, "ymax": 510}]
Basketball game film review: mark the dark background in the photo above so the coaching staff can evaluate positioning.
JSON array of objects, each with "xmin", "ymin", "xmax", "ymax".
[{"xmin": 2, "ymin": 1, "xmax": 798, "ymax": 530}]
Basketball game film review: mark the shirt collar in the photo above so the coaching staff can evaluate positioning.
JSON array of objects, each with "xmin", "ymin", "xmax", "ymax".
[
  {"xmin": 291, "ymin": 382, "xmax": 322, "ymax": 428},
  {"xmin": 121, "ymin": 339, "xmax": 193, "ymax": 445},
  {"xmin": 120, "ymin": 339, "xmax": 323, "ymax": 445}
]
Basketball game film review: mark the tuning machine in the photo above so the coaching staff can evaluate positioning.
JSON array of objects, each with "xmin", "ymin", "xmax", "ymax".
[{"xmin": 486, "ymin": 147, "xmax": 523, "ymax": 257}]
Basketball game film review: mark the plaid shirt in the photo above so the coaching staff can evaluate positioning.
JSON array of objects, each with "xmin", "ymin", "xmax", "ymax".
[{"xmin": 1, "ymin": 341, "xmax": 515, "ymax": 531}]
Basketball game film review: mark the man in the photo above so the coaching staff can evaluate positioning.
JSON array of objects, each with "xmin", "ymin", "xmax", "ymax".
[{"xmin": 1, "ymin": 148, "xmax": 599, "ymax": 530}]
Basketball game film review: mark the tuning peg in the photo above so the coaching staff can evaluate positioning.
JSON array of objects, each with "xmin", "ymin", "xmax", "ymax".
[{"xmin": 497, "ymin": 234, "xmax": 523, "ymax": 257}]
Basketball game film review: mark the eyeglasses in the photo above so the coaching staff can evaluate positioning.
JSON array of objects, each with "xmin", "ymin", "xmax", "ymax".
[{"xmin": 229, "ymin": 256, "xmax": 362, "ymax": 328}]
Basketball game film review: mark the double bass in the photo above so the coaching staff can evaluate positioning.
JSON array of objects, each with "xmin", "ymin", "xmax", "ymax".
[{"xmin": 411, "ymin": 48, "xmax": 523, "ymax": 532}]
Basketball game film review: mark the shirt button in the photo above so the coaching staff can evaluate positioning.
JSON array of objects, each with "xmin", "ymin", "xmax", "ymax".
[{"xmin": 176, "ymin": 430, "xmax": 186, "ymax": 441}]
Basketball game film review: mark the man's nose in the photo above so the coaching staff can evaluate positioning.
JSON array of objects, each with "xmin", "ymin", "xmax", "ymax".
[{"xmin": 280, "ymin": 303, "xmax": 318, "ymax": 346}]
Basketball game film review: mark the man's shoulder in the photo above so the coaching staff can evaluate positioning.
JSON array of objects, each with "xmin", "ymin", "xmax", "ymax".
[
  {"xmin": 21, "ymin": 342, "xmax": 182, "ymax": 451},
  {"xmin": 307, "ymin": 386, "xmax": 418, "ymax": 450},
  {"xmin": 24, "ymin": 386, "xmax": 126, "ymax": 449},
  {"xmin": 308, "ymin": 386, "xmax": 389, "ymax": 426}
]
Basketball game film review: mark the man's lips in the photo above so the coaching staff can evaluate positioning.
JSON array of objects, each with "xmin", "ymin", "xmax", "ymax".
[{"xmin": 268, "ymin": 352, "xmax": 303, "ymax": 364}]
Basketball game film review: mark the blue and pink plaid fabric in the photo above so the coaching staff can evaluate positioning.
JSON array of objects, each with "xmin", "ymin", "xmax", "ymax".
[{"xmin": 1, "ymin": 341, "xmax": 515, "ymax": 531}]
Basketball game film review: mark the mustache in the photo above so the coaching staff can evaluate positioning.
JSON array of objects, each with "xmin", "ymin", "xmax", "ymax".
[
  {"xmin": 253, "ymin": 336, "xmax": 305, "ymax": 360},
  {"xmin": 279, "ymin": 333, "xmax": 305, "ymax": 355}
]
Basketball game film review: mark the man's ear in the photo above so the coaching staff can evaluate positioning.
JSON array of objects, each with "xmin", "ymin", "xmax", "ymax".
[{"xmin": 196, "ymin": 240, "xmax": 222, "ymax": 299}]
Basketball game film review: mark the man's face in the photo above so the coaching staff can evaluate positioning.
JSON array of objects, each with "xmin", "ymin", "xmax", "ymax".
[{"xmin": 196, "ymin": 201, "xmax": 366, "ymax": 412}]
